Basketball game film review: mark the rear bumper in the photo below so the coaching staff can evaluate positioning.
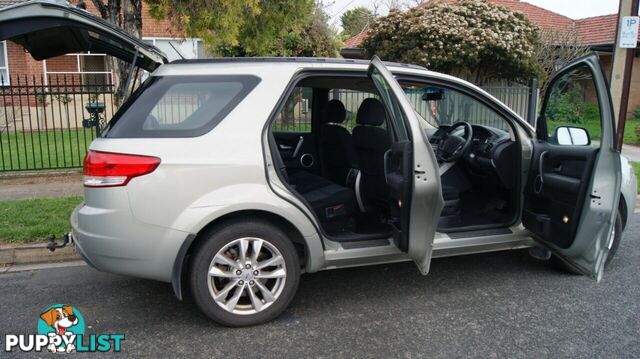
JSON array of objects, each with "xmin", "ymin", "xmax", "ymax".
[{"xmin": 71, "ymin": 202, "xmax": 190, "ymax": 282}]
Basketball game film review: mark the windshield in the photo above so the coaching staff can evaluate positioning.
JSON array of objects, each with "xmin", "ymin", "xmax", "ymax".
[{"xmin": 402, "ymin": 84, "xmax": 509, "ymax": 132}]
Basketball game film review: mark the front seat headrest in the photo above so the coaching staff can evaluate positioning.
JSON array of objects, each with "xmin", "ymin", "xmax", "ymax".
[
  {"xmin": 324, "ymin": 99, "xmax": 346, "ymax": 124},
  {"xmin": 356, "ymin": 98, "xmax": 385, "ymax": 126}
]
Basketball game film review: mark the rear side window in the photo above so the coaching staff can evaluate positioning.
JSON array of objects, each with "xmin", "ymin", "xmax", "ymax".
[{"xmin": 105, "ymin": 75, "xmax": 260, "ymax": 138}]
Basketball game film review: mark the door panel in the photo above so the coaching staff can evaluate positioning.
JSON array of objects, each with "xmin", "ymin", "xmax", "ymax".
[
  {"xmin": 368, "ymin": 56, "xmax": 442, "ymax": 275},
  {"xmin": 523, "ymin": 54, "xmax": 620, "ymax": 280},
  {"xmin": 272, "ymin": 132, "xmax": 319, "ymax": 173},
  {"xmin": 523, "ymin": 143, "xmax": 598, "ymax": 248},
  {"xmin": 385, "ymin": 141, "xmax": 413, "ymax": 251},
  {"xmin": 272, "ymin": 86, "xmax": 319, "ymax": 173}
]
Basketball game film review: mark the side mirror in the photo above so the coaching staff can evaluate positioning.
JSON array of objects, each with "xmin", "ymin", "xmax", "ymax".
[{"xmin": 553, "ymin": 126, "xmax": 591, "ymax": 146}]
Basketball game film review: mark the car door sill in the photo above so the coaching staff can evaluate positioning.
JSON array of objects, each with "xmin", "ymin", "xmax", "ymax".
[
  {"xmin": 446, "ymin": 227, "xmax": 512, "ymax": 239},
  {"xmin": 432, "ymin": 227, "xmax": 534, "ymax": 258}
]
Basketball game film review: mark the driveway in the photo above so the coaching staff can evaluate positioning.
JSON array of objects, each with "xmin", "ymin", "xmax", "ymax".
[{"xmin": 1, "ymin": 214, "xmax": 639, "ymax": 358}]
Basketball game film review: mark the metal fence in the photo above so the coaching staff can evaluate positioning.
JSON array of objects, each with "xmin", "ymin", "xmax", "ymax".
[
  {"xmin": 0, "ymin": 75, "xmax": 535, "ymax": 172},
  {"xmin": 329, "ymin": 84, "xmax": 534, "ymax": 132},
  {"xmin": 0, "ymin": 74, "xmax": 116, "ymax": 172}
]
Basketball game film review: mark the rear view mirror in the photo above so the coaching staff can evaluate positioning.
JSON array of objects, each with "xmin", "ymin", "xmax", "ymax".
[
  {"xmin": 553, "ymin": 126, "xmax": 591, "ymax": 146},
  {"xmin": 422, "ymin": 88, "xmax": 444, "ymax": 101}
]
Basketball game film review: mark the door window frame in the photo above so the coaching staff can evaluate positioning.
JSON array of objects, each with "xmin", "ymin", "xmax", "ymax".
[
  {"xmin": 537, "ymin": 56, "xmax": 616, "ymax": 149},
  {"xmin": 369, "ymin": 66, "xmax": 411, "ymax": 142},
  {"xmin": 395, "ymin": 74, "xmax": 525, "ymax": 229},
  {"xmin": 263, "ymin": 69, "xmax": 406, "ymax": 243},
  {"xmin": 395, "ymin": 75, "xmax": 525, "ymax": 138}
]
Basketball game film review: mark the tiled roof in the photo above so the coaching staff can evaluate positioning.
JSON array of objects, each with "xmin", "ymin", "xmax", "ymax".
[
  {"xmin": 342, "ymin": 0, "xmax": 631, "ymax": 48},
  {"xmin": 575, "ymin": 14, "xmax": 637, "ymax": 45},
  {"xmin": 343, "ymin": 28, "xmax": 369, "ymax": 48},
  {"xmin": 477, "ymin": 0, "xmax": 574, "ymax": 32}
]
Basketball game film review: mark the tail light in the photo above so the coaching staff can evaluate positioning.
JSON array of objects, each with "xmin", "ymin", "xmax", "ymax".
[{"xmin": 83, "ymin": 150, "xmax": 160, "ymax": 187}]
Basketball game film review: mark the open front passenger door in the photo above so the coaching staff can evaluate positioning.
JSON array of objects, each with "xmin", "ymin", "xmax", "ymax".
[
  {"xmin": 523, "ymin": 54, "xmax": 621, "ymax": 281},
  {"xmin": 368, "ymin": 57, "xmax": 443, "ymax": 275}
]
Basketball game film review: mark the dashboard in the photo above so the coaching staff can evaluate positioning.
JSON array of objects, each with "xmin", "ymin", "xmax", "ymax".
[{"xmin": 427, "ymin": 124, "xmax": 517, "ymax": 189}]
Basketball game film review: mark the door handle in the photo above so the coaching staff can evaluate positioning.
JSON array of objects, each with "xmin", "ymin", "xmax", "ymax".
[
  {"xmin": 414, "ymin": 170, "xmax": 426, "ymax": 174},
  {"xmin": 538, "ymin": 151, "xmax": 549, "ymax": 183}
]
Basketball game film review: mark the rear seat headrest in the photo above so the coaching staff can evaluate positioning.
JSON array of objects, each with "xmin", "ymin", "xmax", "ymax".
[
  {"xmin": 356, "ymin": 98, "xmax": 385, "ymax": 126},
  {"xmin": 324, "ymin": 99, "xmax": 346, "ymax": 124}
]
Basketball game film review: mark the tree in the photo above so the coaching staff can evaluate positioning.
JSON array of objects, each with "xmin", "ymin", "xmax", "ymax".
[
  {"xmin": 340, "ymin": 6, "xmax": 374, "ymax": 39},
  {"xmin": 88, "ymin": 0, "xmax": 143, "ymax": 106},
  {"xmin": 145, "ymin": 0, "xmax": 315, "ymax": 56},
  {"xmin": 284, "ymin": 3, "xmax": 341, "ymax": 57},
  {"xmin": 534, "ymin": 28, "xmax": 591, "ymax": 97},
  {"xmin": 361, "ymin": 0, "xmax": 542, "ymax": 85}
]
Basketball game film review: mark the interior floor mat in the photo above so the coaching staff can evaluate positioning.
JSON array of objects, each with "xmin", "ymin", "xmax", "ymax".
[
  {"xmin": 325, "ymin": 212, "xmax": 392, "ymax": 242},
  {"xmin": 438, "ymin": 190, "xmax": 514, "ymax": 230}
]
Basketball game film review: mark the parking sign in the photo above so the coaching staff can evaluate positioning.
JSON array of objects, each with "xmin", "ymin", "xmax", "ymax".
[{"xmin": 620, "ymin": 16, "xmax": 639, "ymax": 48}]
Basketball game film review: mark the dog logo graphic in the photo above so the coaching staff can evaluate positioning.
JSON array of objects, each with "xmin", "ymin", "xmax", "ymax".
[{"xmin": 37, "ymin": 305, "xmax": 85, "ymax": 353}]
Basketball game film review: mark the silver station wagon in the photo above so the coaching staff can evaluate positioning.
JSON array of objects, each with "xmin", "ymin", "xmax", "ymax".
[{"xmin": 2, "ymin": 0, "xmax": 636, "ymax": 327}]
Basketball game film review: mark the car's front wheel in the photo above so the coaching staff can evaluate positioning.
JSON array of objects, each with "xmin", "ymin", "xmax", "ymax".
[{"xmin": 190, "ymin": 219, "xmax": 300, "ymax": 327}]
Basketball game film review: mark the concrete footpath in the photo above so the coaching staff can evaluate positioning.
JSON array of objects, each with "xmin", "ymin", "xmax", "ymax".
[
  {"xmin": 0, "ymin": 171, "xmax": 83, "ymax": 201},
  {"xmin": 0, "ymin": 172, "xmax": 84, "ymax": 267},
  {"xmin": 622, "ymin": 143, "xmax": 640, "ymax": 162},
  {"xmin": 0, "ymin": 242, "xmax": 79, "ymax": 269}
]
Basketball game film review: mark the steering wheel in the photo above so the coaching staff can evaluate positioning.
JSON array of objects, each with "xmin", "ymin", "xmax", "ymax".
[{"xmin": 437, "ymin": 121, "xmax": 473, "ymax": 163}]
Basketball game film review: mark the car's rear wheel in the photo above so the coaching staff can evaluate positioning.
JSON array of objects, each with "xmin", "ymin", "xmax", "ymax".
[{"xmin": 190, "ymin": 219, "xmax": 300, "ymax": 327}]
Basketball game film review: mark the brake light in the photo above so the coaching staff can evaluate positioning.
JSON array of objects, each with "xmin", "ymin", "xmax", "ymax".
[{"xmin": 83, "ymin": 150, "xmax": 160, "ymax": 187}]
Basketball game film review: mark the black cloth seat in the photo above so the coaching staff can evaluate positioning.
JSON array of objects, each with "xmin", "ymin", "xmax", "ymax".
[
  {"xmin": 320, "ymin": 99, "xmax": 358, "ymax": 186},
  {"xmin": 289, "ymin": 170, "xmax": 356, "ymax": 228},
  {"xmin": 352, "ymin": 98, "xmax": 391, "ymax": 212}
]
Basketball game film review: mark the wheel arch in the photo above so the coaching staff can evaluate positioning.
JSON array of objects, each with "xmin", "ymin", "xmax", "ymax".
[{"xmin": 171, "ymin": 209, "xmax": 322, "ymax": 300}]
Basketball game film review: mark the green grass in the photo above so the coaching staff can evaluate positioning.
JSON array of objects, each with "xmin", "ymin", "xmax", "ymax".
[
  {"xmin": 632, "ymin": 162, "xmax": 640, "ymax": 193},
  {"xmin": 0, "ymin": 196, "xmax": 82, "ymax": 243},
  {"xmin": 548, "ymin": 118, "xmax": 640, "ymax": 145},
  {"xmin": 0, "ymin": 129, "xmax": 97, "ymax": 171}
]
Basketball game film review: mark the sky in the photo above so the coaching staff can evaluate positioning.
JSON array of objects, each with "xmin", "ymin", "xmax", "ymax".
[{"xmin": 326, "ymin": 0, "xmax": 624, "ymax": 30}]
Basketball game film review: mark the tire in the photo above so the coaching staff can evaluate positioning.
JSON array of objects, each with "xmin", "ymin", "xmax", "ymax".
[
  {"xmin": 189, "ymin": 219, "xmax": 300, "ymax": 327},
  {"xmin": 551, "ymin": 208, "xmax": 623, "ymax": 274},
  {"xmin": 604, "ymin": 208, "xmax": 623, "ymax": 267}
]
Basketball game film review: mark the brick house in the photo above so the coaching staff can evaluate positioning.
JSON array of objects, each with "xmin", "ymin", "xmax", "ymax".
[
  {"xmin": 0, "ymin": 0, "xmax": 207, "ymax": 87},
  {"xmin": 340, "ymin": 0, "xmax": 640, "ymax": 119}
]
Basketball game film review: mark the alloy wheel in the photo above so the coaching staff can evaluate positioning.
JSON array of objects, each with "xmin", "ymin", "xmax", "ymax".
[{"xmin": 207, "ymin": 237, "xmax": 287, "ymax": 315}]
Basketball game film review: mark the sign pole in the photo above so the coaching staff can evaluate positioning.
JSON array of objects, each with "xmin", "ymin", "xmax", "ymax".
[{"xmin": 611, "ymin": 0, "xmax": 639, "ymax": 151}]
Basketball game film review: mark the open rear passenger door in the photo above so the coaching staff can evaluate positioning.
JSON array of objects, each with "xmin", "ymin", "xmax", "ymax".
[
  {"xmin": 523, "ymin": 54, "xmax": 621, "ymax": 281},
  {"xmin": 368, "ymin": 57, "xmax": 443, "ymax": 275}
]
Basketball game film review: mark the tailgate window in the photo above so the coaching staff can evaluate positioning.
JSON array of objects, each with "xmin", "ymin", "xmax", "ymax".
[{"xmin": 105, "ymin": 75, "xmax": 260, "ymax": 138}]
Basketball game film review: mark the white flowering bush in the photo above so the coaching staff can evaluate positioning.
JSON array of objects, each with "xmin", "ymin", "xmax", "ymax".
[{"xmin": 362, "ymin": 0, "xmax": 542, "ymax": 84}]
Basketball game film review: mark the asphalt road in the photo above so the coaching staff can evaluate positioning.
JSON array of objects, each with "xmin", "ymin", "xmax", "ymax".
[{"xmin": 1, "ymin": 214, "xmax": 639, "ymax": 358}]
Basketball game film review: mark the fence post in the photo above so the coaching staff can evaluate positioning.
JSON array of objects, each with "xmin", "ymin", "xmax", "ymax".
[{"xmin": 527, "ymin": 78, "xmax": 538, "ymax": 127}]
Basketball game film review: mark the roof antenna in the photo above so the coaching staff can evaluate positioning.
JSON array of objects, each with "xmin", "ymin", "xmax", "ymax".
[{"xmin": 168, "ymin": 41, "xmax": 186, "ymax": 60}]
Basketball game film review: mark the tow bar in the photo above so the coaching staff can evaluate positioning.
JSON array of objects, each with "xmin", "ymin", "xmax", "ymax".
[{"xmin": 47, "ymin": 232, "xmax": 73, "ymax": 252}]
